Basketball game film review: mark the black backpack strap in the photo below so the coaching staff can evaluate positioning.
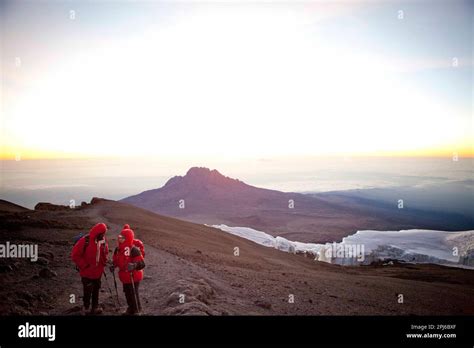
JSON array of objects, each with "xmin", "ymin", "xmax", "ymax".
[
  {"xmin": 135, "ymin": 259, "xmax": 145, "ymax": 271},
  {"xmin": 130, "ymin": 246, "xmax": 141, "ymax": 258},
  {"xmin": 130, "ymin": 246, "xmax": 145, "ymax": 270}
]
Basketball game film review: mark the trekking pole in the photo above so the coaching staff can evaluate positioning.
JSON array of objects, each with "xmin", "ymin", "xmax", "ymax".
[
  {"xmin": 110, "ymin": 267, "xmax": 121, "ymax": 306},
  {"xmin": 129, "ymin": 271, "xmax": 141, "ymax": 313},
  {"xmin": 103, "ymin": 271, "xmax": 118, "ymax": 309}
]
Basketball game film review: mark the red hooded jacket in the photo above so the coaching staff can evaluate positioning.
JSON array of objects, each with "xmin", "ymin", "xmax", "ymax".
[
  {"xmin": 123, "ymin": 224, "xmax": 145, "ymax": 257},
  {"xmin": 71, "ymin": 223, "xmax": 108, "ymax": 279},
  {"xmin": 113, "ymin": 228, "xmax": 145, "ymax": 284}
]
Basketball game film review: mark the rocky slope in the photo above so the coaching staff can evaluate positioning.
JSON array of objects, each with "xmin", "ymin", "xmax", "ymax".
[{"xmin": 0, "ymin": 198, "xmax": 473, "ymax": 315}]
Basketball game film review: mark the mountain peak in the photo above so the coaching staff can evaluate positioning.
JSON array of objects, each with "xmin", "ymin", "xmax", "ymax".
[
  {"xmin": 163, "ymin": 167, "xmax": 243, "ymax": 189},
  {"xmin": 184, "ymin": 167, "xmax": 236, "ymax": 186},
  {"xmin": 186, "ymin": 167, "xmax": 221, "ymax": 178}
]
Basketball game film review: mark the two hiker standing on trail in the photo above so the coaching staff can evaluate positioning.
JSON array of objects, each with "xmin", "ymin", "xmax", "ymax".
[{"xmin": 71, "ymin": 223, "xmax": 145, "ymax": 315}]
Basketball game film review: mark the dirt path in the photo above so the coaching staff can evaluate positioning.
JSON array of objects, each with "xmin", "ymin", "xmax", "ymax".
[{"xmin": 51, "ymin": 233, "xmax": 247, "ymax": 316}]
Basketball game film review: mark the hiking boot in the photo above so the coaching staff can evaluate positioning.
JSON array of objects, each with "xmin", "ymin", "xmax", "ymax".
[
  {"xmin": 90, "ymin": 307, "xmax": 103, "ymax": 315},
  {"xmin": 122, "ymin": 307, "xmax": 133, "ymax": 316}
]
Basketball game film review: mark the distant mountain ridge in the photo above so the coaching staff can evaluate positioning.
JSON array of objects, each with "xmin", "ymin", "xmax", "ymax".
[
  {"xmin": 122, "ymin": 167, "xmax": 473, "ymax": 243},
  {"xmin": 0, "ymin": 199, "xmax": 30, "ymax": 213},
  {"xmin": 123, "ymin": 167, "xmax": 294, "ymax": 214}
]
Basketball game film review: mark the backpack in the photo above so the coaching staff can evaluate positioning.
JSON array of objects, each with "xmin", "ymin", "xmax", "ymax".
[
  {"xmin": 113, "ymin": 245, "xmax": 145, "ymax": 271},
  {"xmin": 133, "ymin": 240, "xmax": 145, "ymax": 258},
  {"xmin": 73, "ymin": 233, "xmax": 90, "ymax": 271},
  {"xmin": 130, "ymin": 246, "xmax": 145, "ymax": 271}
]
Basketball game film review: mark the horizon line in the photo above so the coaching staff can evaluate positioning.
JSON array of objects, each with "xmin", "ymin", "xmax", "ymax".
[{"xmin": 1, "ymin": 151, "xmax": 473, "ymax": 161}]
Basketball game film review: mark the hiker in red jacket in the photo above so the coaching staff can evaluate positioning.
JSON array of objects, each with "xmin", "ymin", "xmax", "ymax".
[
  {"xmin": 112, "ymin": 227, "xmax": 145, "ymax": 315},
  {"xmin": 71, "ymin": 223, "xmax": 109, "ymax": 314},
  {"xmin": 122, "ymin": 224, "xmax": 145, "ymax": 257}
]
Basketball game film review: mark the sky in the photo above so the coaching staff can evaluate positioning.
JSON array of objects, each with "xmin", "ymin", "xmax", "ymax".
[{"xmin": 0, "ymin": 0, "xmax": 473, "ymax": 160}]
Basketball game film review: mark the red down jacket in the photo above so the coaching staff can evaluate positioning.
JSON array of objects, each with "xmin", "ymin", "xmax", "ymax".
[
  {"xmin": 71, "ymin": 223, "xmax": 109, "ymax": 279},
  {"xmin": 113, "ymin": 228, "xmax": 145, "ymax": 284},
  {"xmin": 123, "ymin": 224, "xmax": 145, "ymax": 257}
]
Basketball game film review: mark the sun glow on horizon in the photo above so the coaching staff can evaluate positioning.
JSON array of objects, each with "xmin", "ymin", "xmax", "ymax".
[{"xmin": 1, "ymin": 2, "xmax": 472, "ymax": 160}]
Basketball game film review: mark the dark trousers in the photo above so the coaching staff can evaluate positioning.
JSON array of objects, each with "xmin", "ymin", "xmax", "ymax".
[
  {"xmin": 81, "ymin": 277, "xmax": 101, "ymax": 309},
  {"xmin": 123, "ymin": 281, "xmax": 141, "ymax": 313}
]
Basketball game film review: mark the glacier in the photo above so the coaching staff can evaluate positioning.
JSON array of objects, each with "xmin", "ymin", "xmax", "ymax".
[{"xmin": 211, "ymin": 224, "xmax": 474, "ymax": 269}]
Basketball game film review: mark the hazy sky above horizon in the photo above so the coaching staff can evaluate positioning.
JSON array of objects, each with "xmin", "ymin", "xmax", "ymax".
[{"xmin": 1, "ymin": 0, "xmax": 473, "ymax": 160}]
